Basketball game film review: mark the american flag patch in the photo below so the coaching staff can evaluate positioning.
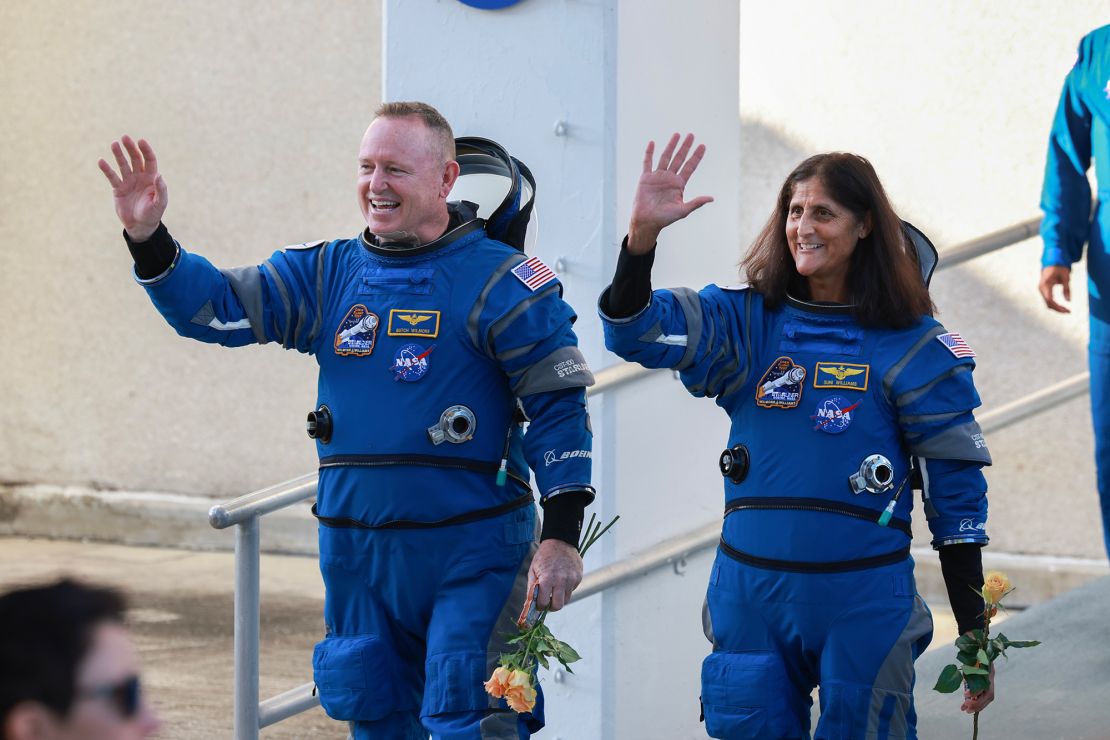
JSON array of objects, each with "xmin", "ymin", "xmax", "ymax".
[
  {"xmin": 937, "ymin": 332, "xmax": 976, "ymax": 359},
  {"xmin": 510, "ymin": 256, "xmax": 557, "ymax": 291}
]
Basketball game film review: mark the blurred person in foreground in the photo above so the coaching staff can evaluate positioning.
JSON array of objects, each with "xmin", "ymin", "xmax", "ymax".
[
  {"xmin": 0, "ymin": 579, "xmax": 160, "ymax": 740},
  {"xmin": 599, "ymin": 135, "xmax": 995, "ymax": 738},
  {"xmin": 1038, "ymin": 23, "xmax": 1110, "ymax": 559}
]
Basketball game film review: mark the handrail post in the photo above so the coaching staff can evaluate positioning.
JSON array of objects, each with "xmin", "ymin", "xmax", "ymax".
[{"xmin": 234, "ymin": 516, "xmax": 261, "ymax": 740}]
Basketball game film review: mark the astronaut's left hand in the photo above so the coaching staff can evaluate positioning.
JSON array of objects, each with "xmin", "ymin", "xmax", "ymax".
[
  {"xmin": 960, "ymin": 661, "xmax": 995, "ymax": 713},
  {"xmin": 526, "ymin": 539, "xmax": 583, "ymax": 613}
]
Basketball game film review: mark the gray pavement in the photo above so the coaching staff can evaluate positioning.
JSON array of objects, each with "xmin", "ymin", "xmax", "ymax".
[{"xmin": 915, "ymin": 574, "xmax": 1110, "ymax": 739}]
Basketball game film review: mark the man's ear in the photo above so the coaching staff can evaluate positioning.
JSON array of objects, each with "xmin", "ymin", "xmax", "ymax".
[
  {"xmin": 441, "ymin": 160, "xmax": 461, "ymax": 198},
  {"xmin": 5, "ymin": 701, "xmax": 59, "ymax": 740}
]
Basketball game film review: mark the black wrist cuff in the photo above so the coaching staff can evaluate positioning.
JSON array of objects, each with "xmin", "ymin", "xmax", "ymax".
[
  {"xmin": 601, "ymin": 236, "xmax": 656, "ymax": 318},
  {"xmin": 125, "ymin": 222, "xmax": 176, "ymax": 280},
  {"xmin": 539, "ymin": 491, "xmax": 590, "ymax": 547},
  {"xmin": 938, "ymin": 542, "xmax": 985, "ymax": 634}
]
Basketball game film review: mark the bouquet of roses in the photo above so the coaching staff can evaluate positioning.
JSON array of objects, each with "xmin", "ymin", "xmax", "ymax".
[
  {"xmin": 483, "ymin": 513, "xmax": 618, "ymax": 713},
  {"xmin": 933, "ymin": 570, "xmax": 1040, "ymax": 739}
]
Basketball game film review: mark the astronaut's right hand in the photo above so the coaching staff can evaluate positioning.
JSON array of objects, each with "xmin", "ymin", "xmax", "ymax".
[{"xmin": 98, "ymin": 135, "xmax": 168, "ymax": 242}]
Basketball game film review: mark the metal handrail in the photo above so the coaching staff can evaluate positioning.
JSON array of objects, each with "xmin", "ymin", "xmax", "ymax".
[{"xmin": 212, "ymin": 213, "xmax": 1062, "ymax": 738}]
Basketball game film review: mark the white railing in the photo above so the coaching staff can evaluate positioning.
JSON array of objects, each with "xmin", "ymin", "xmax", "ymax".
[{"xmin": 209, "ymin": 213, "xmax": 1076, "ymax": 739}]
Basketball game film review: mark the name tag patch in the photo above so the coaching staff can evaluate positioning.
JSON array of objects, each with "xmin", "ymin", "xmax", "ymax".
[
  {"xmin": 388, "ymin": 309, "xmax": 440, "ymax": 338},
  {"xmin": 813, "ymin": 362, "xmax": 869, "ymax": 391}
]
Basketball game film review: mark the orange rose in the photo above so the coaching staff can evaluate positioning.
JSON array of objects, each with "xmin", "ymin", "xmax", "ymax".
[
  {"xmin": 503, "ymin": 669, "xmax": 537, "ymax": 713},
  {"xmin": 981, "ymin": 570, "xmax": 1011, "ymax": 606},
  {"xmin": 483, "ymin": 666, "xmax": 512, "ymax": 699}
]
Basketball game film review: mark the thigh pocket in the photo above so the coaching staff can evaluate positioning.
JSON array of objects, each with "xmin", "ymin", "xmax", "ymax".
[
  {"xmin": 701, "ymin": 651, "xmax": 802, "ymax": 739},
  {"xmin": 312, "ymin": 634, "xmax": 398, "ymax": 722}
]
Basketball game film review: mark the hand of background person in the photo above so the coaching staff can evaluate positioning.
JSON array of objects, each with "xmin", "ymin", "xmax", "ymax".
[
  {"xmin": 98, "ymin": 136, "xmax": 168, "ymax": 242},
  {"xmin": 960, "ymin": 661, "xmax": 995, "ymax": 713},
  {"xmin": 627, "ymin": 133, "xmax": 714, "ymax": 256},
  {"xmin": 522, "ymin": 539, "xmax": 583, "ymax": 616},
  {"xmin": 1039, "ymin": 265, "xmax": 1072, "ymax": 313}
]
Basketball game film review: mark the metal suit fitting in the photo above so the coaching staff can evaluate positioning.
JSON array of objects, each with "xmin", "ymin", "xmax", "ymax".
[
  {"xmin": 719, "ymin": 444, "xmax": 750, "ymax": 483},
  {"xmin": 427, "ymin": 405, "xmax": 477, "ymax": 445},
  {"xmin": 306, "ymin": 405, "xmax": 332, "ymax": 444},
  {"xmin": 848, "ymin": 454, "xmax": 894, "ymax": 495}
]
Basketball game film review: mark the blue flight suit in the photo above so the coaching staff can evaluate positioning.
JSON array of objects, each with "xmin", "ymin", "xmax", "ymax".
[
  {"xmin": 136, "ymin": 214, "xmax": 595, "ymax": 739},
  {"xmin": 601, "ymin": 286, "xmax": 990, "ymax": 739},
  {"xmin": 1040, "ymin": 23, "xmax": 1110, "ymax": 558}
]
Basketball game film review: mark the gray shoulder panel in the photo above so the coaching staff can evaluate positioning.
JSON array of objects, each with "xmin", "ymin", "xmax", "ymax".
[
  {"xmin": 908, "ymin": 420, "xmax": 992, "ymax": 465},
  {"xmin": 670, "ymin": 287, "xmax": 704, "ymax": 371},
  {"xmin": 511, "ymin": 346, "xmax": 595, "ymax": 396},
  {"xmin": 881, "ymin": 324, "xmax": 945, "ymax": 400},
  {"xmin": 220, "ymin": 265, "xmax": 269, "ymax": 344}
]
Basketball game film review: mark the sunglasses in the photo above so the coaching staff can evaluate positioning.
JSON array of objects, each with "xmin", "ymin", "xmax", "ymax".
[{"xmin": 77, "ymin": 674, "xmax": 142, "ymax": 718}]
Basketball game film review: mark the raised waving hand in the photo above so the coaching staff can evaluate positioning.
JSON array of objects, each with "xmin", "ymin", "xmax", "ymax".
[
  {"xmin": 97, "ymin": 135, "xmax": 167, "ymax": 242},
  {"xmin": 627, "ymin": 133, "xmax": 713, "ymax": 255}
]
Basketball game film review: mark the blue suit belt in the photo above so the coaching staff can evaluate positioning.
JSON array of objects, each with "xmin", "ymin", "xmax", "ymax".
[
  {"xmin": 318, "ymin": 453, "xmax": 530, "ymax": 489},
  {"xmin": 311, "ymin": 492, "xmax": 533, "ymax": 530},
  {"xmin": 719, "ymin": 538, "xmax": 911, "ymax": 574},
  {"xmin": 724, "ymin": 496, "xmax": 913, "ymax": 538}
]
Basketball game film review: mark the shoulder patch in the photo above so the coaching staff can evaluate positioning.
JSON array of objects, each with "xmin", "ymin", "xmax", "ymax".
[
  {"xmin": 510, "ymin": 256, "xmax": 557, "ymax": 291},
  {"xmin": 936, "ymin": 332, "xmax": 975, "ymax": 359}
]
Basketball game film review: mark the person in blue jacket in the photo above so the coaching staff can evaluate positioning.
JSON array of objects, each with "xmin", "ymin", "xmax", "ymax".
[
  {"xmin": 1038, "ymin": 23, "xmax": 1110, "ymax": 560},
  {"xmin": 599, "ymin": 135, "xmax": 996, "ymax": 738},
  {"xmin": 98, "ymin": 101, "xmax": 595, "ymax": 739}
]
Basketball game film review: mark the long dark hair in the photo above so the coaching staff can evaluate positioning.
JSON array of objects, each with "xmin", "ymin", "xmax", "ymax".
[{"xmin": 741, "ymin": 152, "xmax": 934, "ymax": 328}]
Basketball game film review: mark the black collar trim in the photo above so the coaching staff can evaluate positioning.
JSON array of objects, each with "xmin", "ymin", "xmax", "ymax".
[{"xmin": 785, "ymin": 293, "xmax": 856, "ymax": 315}]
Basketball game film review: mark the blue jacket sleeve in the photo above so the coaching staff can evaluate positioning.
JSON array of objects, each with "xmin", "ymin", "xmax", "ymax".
[
  {"xmin": 884, "ymin": 325, "xmax": 990, "ymax": 548},
  {"xmin": 471, "ymin": 260, "xmax": 595, "ymax": 504},
  {"xmin": 601, "ymin": 284, "xmax": 751, "ymax": 400},
  {"xmin": 138, "ymin": 232, "xmax": 327, "ymax": 354},
  {"xmin": 1040, "ymin": 37, "xmax": 1095, "ymax": 268}
]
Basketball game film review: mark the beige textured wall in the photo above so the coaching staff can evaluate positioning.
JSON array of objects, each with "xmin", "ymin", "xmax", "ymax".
[{"xmin": 0, "ymin": 1, "xmax": 381, "ymax": 496}]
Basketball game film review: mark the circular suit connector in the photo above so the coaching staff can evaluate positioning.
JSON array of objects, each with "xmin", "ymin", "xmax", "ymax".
[
  {"xmin": 719, "ymin": 444, "xmax": 750, "ymax": 483},
  {"xmin": 306, "ymin": 405, "xmax": 333, "ymax": 444}
]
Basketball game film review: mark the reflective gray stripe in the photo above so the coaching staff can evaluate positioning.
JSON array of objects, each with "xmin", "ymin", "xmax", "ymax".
[
  {"xmin": 919, "ymin": 458, "xmax": 939, "ymax": 519},
  {"xmin": 469, "ymin": 254, "xmax": 527, "ymax": 353},
  {"xmin": 908, "ymin": 420, "xmax": 992, "ymax": 464},
  {"xmin": 221, "ymin": 265, "xmax": 269, "ymax": 344},
  {"xmin": 670, "ymin": 287, "xmax": 704, "ymax": 371},
  {"xmin": 304, "ymin": 242, "xmax": 328, "ymax": 349},
  {"xmin": 497, "ymin": 340, "xmax": 540, "ymax": 364},
  {"xmin": 490, "ymin": 284, "xmax": 561, "ymax": 358},
  {"xmin": 899, "ymin": 409, "xmax": 964, "ymax": 427},
  {"xmin": 718, "ymin": 290, "xmax": 755, "ymax": 398},
  {"xmin": 597, "ymin": 286, "xmax": 652, "ymax": 324},
  {"xmin": 882, "ymin": 324, "xmax": 945, "ymax": 400},
  {"xmin": 701, "ymin": 597, "xmax": 716, "ymax": 647},
  {"xmin": 188, "ymin": 300, "xmax": 252, "ymax": 331},
  {"xmin": 134, "ymin": 243, "xmax": 181, "ymax": 285},
  {"xmin": 480, "ymin": 537, "xmax": 538, "ymax": 739},
  {"xmin": 867, "ymin": 594, "xmax": 932, "ymax": 738},
  {"xmin": 262, "ymin": 261, "xmax": 294, "ymax": 348},
  {"xmin": 511, "ymin": 346, "xmax": 595, "ymax": 396},
  {"xmin": 292, "ymin": 297, "xmax": 309, "ymax": 349},
  {"xmin": 894, "ymin": 364, "xmax": 971, "ymax": 409}
]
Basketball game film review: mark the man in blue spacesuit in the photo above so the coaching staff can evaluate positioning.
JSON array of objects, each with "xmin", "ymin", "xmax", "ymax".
[
  {"xmin": 98, "ymin": 102, "xmax": 595, "ymax": 739},
  {"xmin": 1038, "ymin": 23, "xmax": 1110, "ymax": 560}
]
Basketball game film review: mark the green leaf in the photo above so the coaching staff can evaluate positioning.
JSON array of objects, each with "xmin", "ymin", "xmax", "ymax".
[
  {"xmin": 957, "ymin": 649, "xmax": 979, "ymax": 666},
  {"xmin": 962, "ymin": 665, "xmax": 989, "ymax": 676},
  {"xmin": 976, "ymin": 649, "xmax": 990, "ymax": 665},
  {"xmin": 933, "ymin": 664, "xmax": 963, "ymax": 693},
  {"xmin": 506, "ymin": 634, "xmax": 527, "ymax": 645},
  {"xmin": 535, "ymin": 652, "xmax": 550, "ymax": 670},
  {"xmin": 955, "ymin": 633, "xmax": 980, "ymax": 651},
  {"xmin": 965, "ymin": 674, "xmax": 990, "ymax": 695},
  {"xmin": 1007, "ymin": 640, "xmax": 1041, "ymax": 649}
]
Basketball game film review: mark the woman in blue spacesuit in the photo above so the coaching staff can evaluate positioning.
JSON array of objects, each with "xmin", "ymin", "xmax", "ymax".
[{"xmin": 599, "ymin": 135, "xmax": 995, "ymax": 739}]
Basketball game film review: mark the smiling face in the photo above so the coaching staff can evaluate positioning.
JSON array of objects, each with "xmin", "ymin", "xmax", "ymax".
[
  {"xmin": 357, "ymin": 115, "xmax": 460, "ymax": 245},
  {"xmin": 785, "ymin": 177, "xmax": 870, "ymax": 303}
]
